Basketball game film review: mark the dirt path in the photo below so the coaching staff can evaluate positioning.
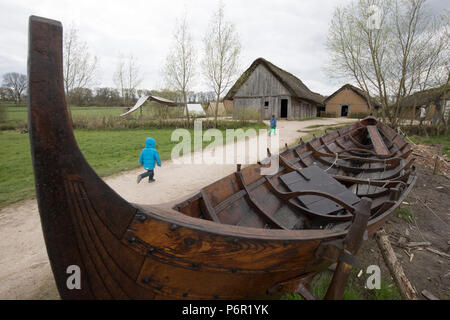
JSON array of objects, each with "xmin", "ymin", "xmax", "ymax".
[{"xmin": 0, "ymin": 118, "xmax": 354, "ymax": 299}]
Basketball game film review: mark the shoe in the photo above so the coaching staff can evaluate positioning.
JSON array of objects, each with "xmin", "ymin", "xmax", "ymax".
[
  {"xmin": 137, "ymin": 175, "xmax": 142, "ymax": 184},
  {"xmin": 148, "ymin": 179, "xmax": 156, "ymax": 183}
]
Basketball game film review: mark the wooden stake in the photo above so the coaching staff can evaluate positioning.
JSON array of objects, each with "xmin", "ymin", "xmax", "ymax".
[
  {"xmin": 375, "ymin": 228, "xmax": 417, "ymax": 300},
  {"xmin": 324, "ymin": 198, "xmax": 371, "ymax": 300},
  {"xmin": 433, "ymin": 146, "xmax": 442, "ymax": 175}
]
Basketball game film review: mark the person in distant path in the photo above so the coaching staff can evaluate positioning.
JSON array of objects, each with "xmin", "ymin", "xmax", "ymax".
[
  {"xmin": 137, "ymin": 137, "xmax": 161, "ymax": 183},
  {"xmin": 269, "ymin": 114, "xmax": 277, "ymax": 136},
  {"xmin": 419, "ymin": 105, "xmax": 426, "ymax": 125}
]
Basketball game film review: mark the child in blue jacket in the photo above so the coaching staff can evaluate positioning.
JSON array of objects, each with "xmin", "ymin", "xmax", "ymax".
[
  {"xmin": 269, "ymin": 114, "xmax": 277, "ymax": 136},
  {"xmin": 137, "ymin": 137, "xmax": 161, "ymax": 183}
]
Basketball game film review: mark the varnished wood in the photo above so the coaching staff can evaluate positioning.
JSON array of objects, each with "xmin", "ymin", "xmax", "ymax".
[{"xmin": 28, "ymin": 16, "xmax": 416, "ymax": 300}]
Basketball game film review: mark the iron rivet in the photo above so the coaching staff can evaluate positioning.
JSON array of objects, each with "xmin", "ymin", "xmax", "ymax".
[
  {"xmin": 169, "ymin": 224, "xmax": 178, "ymax": 231},
  {"xmin": 148, "ymin": 247, "xmax": 155, "ymax": 254},
  {"xmin": 184, "ymin": 238, "xmax": 195, "ymax": 246},
  {"xmin": 141, "ymin": 277, "xmax": 150, "ymax": 284},
  {"xmin": 129, "ymin": 237, "xmax": 136, "ymax": 243}
]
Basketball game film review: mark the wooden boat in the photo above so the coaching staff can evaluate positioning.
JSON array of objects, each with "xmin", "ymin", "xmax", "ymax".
[{"xmin": 28, "ymin": 16, "xmax": 416, "ymax": 300}]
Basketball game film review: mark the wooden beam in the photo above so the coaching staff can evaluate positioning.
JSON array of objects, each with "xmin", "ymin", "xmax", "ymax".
[
  {"xmin": 367, "ymin": 125, "xmax": 390, "ymax": 156},
  {"xmin": 375, "ymin": 228, "xmax": 418, "ymax": 300},
  {"xmin": 235, "ymin": 172, "xmax": 288, "ymax": 230},
  {"xmin": 324, "ymin": 197, "xmax": 372, "ymax": 299},
  {"xmin": 200, "ymin": 189, "xmax": 220, "ymax": 223}
]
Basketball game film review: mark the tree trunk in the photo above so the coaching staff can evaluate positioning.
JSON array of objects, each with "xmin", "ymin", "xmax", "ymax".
[
  {"xmin": 183, "ymin": 91, "xmax": 190, "ymax": 127},
  {"xmin": 214, "ymin": 87, "xmax": 221, "ymax": 128}
]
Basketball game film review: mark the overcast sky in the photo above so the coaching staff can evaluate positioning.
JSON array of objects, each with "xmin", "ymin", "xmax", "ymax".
[{"xmin": 0, "ymin": 0, "xmax": 447, "ymax": 96}]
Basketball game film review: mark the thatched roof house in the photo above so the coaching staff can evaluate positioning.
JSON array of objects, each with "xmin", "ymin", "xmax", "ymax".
[
  {"xmin": 224, "ymin": 58, "xmax": 324, "ymax": 119},
  {"xmin": 399, "ymin": 84, "xmax": 449, "ymax": 108},
  {"xmin": 323, "ymin": 84, "xmax": 381, "ymax": 117}
]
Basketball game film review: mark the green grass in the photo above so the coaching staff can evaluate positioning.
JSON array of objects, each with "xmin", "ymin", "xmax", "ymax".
[
  {"xmin": 0, "ymin": 123, "xmax": 266, "ymax": 208},
  {"xmin": 409, "ymin": 135, "xmax": 450, "ymax": 158},
  {"xmin": 280, "ymin": 270, "xmax": 401, "ymax": 300},
  {"xmin": 395, "ymin": 207, "xmax": 413, "ymax": 223}
]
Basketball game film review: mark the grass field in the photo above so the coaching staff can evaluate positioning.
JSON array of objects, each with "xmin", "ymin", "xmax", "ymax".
[
  {"xmin": 2, "ymin": 103, "xmax": 128, "ymax": 128},
  {"xmin": 0, "ymin": 122, "xmax": 266, "ymax": 208}
]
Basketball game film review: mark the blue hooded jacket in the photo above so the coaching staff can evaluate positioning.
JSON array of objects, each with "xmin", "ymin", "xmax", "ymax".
[
  {"xmin": 270, "ymin": 116, "xmax": 277, "ymax": 128},
  {"xmin": 139, "ymin": 138, "xmax": 161, "ymax": 170}
]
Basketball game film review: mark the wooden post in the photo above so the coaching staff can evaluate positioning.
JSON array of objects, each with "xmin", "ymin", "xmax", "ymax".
[
  {"xmin": 375, "ymin": 228, "xmax": 417, "ymax": 300},
  {"xmin": 324, "ymin": 198, "xmax": 372, "ymax": 300},
  {"xmin": 433, "ymin": 146, "xmax": 442, "ymax": 175}
]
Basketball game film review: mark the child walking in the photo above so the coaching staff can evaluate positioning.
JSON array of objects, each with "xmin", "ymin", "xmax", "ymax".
[
  {"xmin": 269, "ymin": 114, "xmax": 277, "ymax": 136},
  {"xmin": 137, "ymin": 137, "xmax": 161, "ymax": 183}
]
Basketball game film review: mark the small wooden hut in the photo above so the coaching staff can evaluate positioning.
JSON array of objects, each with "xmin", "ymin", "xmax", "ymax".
[{"xmin": 323, "ymin": 84, "xmax": 381, "ymax": 117}]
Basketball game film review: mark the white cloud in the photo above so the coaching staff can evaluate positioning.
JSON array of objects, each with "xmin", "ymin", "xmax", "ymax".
[{"xmin": 1, "ymin": 0, "xmax": 447, "ymax": 96}]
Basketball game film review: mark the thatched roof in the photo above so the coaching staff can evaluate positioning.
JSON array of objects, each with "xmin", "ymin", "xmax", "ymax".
[
  {"xmin": 323, "ymin": 84, "xmax": 382, "ymax": 109},
  {"xmin": 398, "ymin": 84, "xmax": 449, "ymax": 108},
  {"xmin": 224, "ymin": 58, "xmax": 324, "ymax": 105}
]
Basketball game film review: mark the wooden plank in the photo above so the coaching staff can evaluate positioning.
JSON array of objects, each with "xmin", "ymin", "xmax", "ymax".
[
  {"xmin": 367, "ymin": 125, "xmax": 390, "ymax": 156},
  {"xmin": 279, "ymin": 166, "xmax": 360, "ymax": 215},
  {"xmin": 200, "ymin": 189, "xmax": 220, "ymax": 223},
  {"xmin": 235, "ymin": 172, "xmax": 288, "ymax": 230}
]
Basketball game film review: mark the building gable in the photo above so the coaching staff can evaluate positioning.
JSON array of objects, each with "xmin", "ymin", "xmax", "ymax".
[
  {"xmin": 234, "ymin": 64, "xmax": 290, "ymax": 98},
  {"xmin": 325, "ymin": 88, "xmax": 370, "ymax": 115},
  {"xmin": 327, "ymin": 88, "xmax": 368, "ymax": 106}
]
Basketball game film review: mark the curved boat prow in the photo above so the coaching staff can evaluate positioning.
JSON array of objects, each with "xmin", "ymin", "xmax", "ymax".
[{"xmin": 28, "ymin": 16, "xmax": 136, "ymax": 299}]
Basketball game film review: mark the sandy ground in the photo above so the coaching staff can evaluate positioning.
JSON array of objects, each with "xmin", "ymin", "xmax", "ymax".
[{"xmin": 0, "ymin": 118, "xmax": 355, "ymax": 299}]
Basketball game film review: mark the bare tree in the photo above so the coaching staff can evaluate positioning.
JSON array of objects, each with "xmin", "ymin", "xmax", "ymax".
[
  {"xmin": 2, "ymin": 72, "xmax": 27, "ymax": 103},
  {"xmin": 202, "ymin": 2, "xmax": 241, "ymax": 127},
  {"xmin": 113, "ymin": 54, "xmax": 142, "ymax": 108},
  {"xmin": 326, "ymin": 0, "xmax": 448, "ymax": 127},
  {"xmin": 0, "ymin": 86, "xmax": 14, "ymax": 101},
  {"xmin": 63, "ymin": 26, "xmax": 99, "ymax": 102},
  {"xmin": 163, "ymin": 12, "xmax": 196, "ymax": 124}
]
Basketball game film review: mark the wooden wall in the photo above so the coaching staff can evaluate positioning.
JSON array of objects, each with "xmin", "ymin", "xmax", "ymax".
[
  {"xmin": 231, "ymin": 64, "xmax": 317, "ymax": 119},
  {"xmin": 325, "ymin": 88, "xmax": 369, "ymax": 116},
  {"xmin": 291, "ymin": 98, "xmax": 317, "ymax": 119}
]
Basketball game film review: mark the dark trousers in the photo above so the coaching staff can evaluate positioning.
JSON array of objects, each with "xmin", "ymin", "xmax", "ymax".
[{"xmin": 139, "ymin": 170, "xmax": 154, "ymax": 181}]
